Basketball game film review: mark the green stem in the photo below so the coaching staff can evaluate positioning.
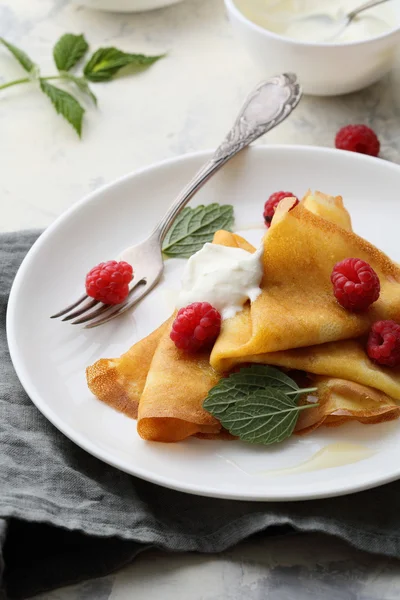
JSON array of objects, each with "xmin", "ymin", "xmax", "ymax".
[
  {"xmin": 286, "ymin": 387, "xmax": 318, "ymax": 396},
  {"xmin": 297, "ymin": 402, "xmax": 319, "ymax": 411},
  {"xmin": 0, "ymin": 74, "xmax": 61, "ymax": 91},
  {"xmin": 0, "ymin": 76, "xmax": 30, "ymax": 90}
]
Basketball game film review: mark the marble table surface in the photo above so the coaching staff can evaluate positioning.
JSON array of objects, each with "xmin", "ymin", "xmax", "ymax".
[{"xmin": 2, "ymin": 0, "xmax": 400, "ymax": 598}]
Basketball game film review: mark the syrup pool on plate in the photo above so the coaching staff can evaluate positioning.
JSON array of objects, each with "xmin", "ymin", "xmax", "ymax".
[
  {"xmin": 258, "ymin": 442, "xmax": 375, "ymax": 476},
  {"xmin": 234, "ymin": 0, "xmax": 395, "ymax": 43}
]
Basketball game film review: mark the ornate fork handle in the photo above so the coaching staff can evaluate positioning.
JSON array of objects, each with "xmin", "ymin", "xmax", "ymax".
[
  {"xmin": 50, "ymin": 74, "xmax": 302, "ymax": 328},
  {"xmin": 156, "ymin": 73, "xmax": 302, "ymax": 242}
]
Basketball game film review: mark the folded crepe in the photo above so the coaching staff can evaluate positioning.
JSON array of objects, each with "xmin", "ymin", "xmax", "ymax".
[
  {"xmin": 302, "ymin": 190, "xmax": 352, "ymax": 231},
  {"xmin": 211, "ymin": 195, "xmax": 400, "ymax": 367},
  {"xmin": 295, "ymin": 376, "xmax": 400, "ymax": 434},
  {"xmin": 87, "ymin": 191, "xmax": 400, "ymax": 442},
  {"xmin": 137, "ymin": 230, "xmax": 260, "ymax": 441},
  {"xmin": 87, "ymin": 321, "xmax": 167, "ymax": 419},
  {"xmin": 136, "ymin": 317, "xmax": 221, "ymax": 442}
]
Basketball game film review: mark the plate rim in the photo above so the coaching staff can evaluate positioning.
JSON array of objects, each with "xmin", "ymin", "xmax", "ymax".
[{"xmin": 7, "ymin": 144, "xmax": 400, "ymax": 502}]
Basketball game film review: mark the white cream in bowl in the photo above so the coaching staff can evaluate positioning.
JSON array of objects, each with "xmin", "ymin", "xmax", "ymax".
[
  {"xmin": 235, "ymin": 0, "xmax": 395, "ymax": 43},
  {"xmin": 225, "ymin": 0, "xmax": 400, "ymax": 95}
]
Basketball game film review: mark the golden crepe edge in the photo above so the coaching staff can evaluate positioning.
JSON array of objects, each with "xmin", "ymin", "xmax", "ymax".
[
  {"xmin": 86, "ymin": 321, "xmax": 167, "ymax": 419},
  {"xmin": 295, "ymin": 376, "xmax": 400, "ymax": 434}
]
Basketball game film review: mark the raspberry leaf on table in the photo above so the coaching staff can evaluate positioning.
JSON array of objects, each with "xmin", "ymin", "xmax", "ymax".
[
  {"xmin": 53, "ymin": 33, "xmax": 89, "ymax": 72},
  {"xmin": 0, "ymin": 34, "xmax": 165, "ymax": 136},
  {"xmin": 203, "ymin": 366, "xmax": 318, "ymax": 445},
  {"xmin": 39, "ymin": 79, "xmax": 85, "ymax": 138},
  {"xmin": 0, "ymin": 37, "xmax": 37, "ymax": 74},
  {"xmin": 83, "ymin": 47, "xmax": 164, "ymax": 82},
  {"xmin": 162, "ymin": 204, "xmax": 235, "ymax": 259}
]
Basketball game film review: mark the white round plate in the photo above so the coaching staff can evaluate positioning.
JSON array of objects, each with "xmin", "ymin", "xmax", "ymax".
[{"xmin": 8, "ymin": 146, "xmax": 400, "ymax": 501}]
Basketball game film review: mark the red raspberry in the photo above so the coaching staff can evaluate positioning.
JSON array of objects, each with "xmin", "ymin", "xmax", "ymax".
[
  {"xmin": 367, "ymin": 320, "xmax": 400, "ymax": 367},
  {"xmin": 331, "ymin": 258, "xmax": 380, "ymax": 311},
  {"xmin": 263, "ymin": 191, "xmax": 299, "ymax": 227},
  {"xmin": 85, "ymin": 260, "xmax": 133, "ymax": 305},
  {"xmin": 335, "ymin": 125, "xmax": 380, "ymax": 157},
  {"xmin": 170, "ymin": 302, "xmax": 221, "ymax": 352}
]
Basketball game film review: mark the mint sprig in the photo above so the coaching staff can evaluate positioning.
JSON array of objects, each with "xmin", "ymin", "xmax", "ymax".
[
  {"xmin": 0, "ymin": 34, "xmax": 164, "ymax": 136},
  {"xmin": 218, "ymin": 389, "xmax": 317, "ymax": 445},
  {"xmin": 203, "ymin": 365, "xmax": 302, "ymax": 419},
  {"xmin": 203, "ymin": 365, "xmax": 318, "ymax": 446},
  {"xmin": 162, "ymin": 204, "xmax": 235, "ymax": 259}
]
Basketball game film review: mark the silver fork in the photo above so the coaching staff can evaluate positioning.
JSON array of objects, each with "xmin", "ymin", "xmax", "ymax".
[{"xmin": 51, "ymin": 73, "xmax": 302, "ymax": 329}]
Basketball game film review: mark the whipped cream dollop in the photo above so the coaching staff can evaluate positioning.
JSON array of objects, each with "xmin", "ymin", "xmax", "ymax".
[{"xmin": 177, "ymin": 242, "xmax": 264, "ymax": 320}]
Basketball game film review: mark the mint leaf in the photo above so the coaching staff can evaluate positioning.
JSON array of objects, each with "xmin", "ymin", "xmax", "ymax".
[
  {"xmin": 40, "ymin": 79, "xmax": 84, "ymax": 136},
  {"xmin": 0, "ymin": 37, "xmax": 36, "ymax": 73},
  {"xmin": 62, "ymin": 73, "xmax": 97, "ymax": 105},
  {"xmin": 53, "ymin": 33, "xmax": 89, "ymax": 72},
  {"xmin": 203, "ymin": 365, "xmax": 318, "ymax": 445},
  {"xmin": 216, "ymin": 389, "xmax": 317, "ymax": 445},
  {"xmin": 203, "ymin": 365, "xmax": 301, "ymax": 420},
  {"xmin": 162, "ymin": 204, "xmax": 234, "ymax": 259},
  {"xmin": 84, "ymin": 47, "xmax": 164, "ymax": 82}
]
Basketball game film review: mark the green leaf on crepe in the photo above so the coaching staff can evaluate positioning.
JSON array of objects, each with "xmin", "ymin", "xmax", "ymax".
[
  {"xmin": 62, "ymin": 73, "xmax": 97, "ymax": 105},
  {"xmin": 0, "ymin": 37, "xmax": 36, "ymax": 73},
  {"xmin": 203, "ymin": 365, "xmax": 318, "ymax": 446},
  {"xmin": 83, "ymin": 47, "xmax": 164, "ymax": 82},
  {"xmin": 53, "ymin": 33, "xmax": 89, "ymax": 72},
  {"xmin": 39, "ymin": 79, "xmax": 85, "ymax": 136},
  {"xmin": 162, "ymin": 204, "xmax": 235, "ymax": 259},
  {"xmin": 214, "ymin": 389, "xmax": 317, "ymax": 446},
  {"xmin": 203, "ymin": 365, "xmax": 301, "ymax": 420}
]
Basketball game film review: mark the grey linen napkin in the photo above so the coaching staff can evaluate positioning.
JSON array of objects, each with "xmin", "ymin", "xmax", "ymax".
[{"xmin": 2, "ymin": 231, "xmax": 400, "ymax": 599}]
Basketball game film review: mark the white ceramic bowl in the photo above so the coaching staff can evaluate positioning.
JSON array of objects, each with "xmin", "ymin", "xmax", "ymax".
[
  {"xmin": 224, "ymin": 0, "xmax": 400, "ymax": 96},
  {"xmin": 72, "ymin": 0, "xmax": 185, "ymax": 12}
]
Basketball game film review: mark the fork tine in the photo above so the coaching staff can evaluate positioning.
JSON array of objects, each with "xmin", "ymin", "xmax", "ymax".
[
  {"xmin": 50, "ymin": 294, "xmax": 88, "ymax": 318},
  {"xmin": 84, "ymin": 279, "xmax": 148, "ymax": 329},
  {"xmin": 61, "ymin": 298, "xmax": 99, "ymax": 322},
  {"xmin": 71, "ymin": 302, "xmax": 113, "ymax": 325}
]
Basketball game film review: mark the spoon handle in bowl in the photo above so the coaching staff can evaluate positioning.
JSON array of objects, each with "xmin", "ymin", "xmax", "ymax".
[{"xmin": 348, "ymin": 0, "xmax": 390, "ymax": 21}]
